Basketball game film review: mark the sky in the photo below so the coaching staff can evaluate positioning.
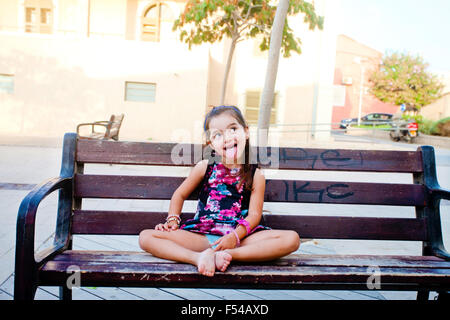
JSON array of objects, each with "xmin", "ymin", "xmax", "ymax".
[{"xmin": 336, "ymin": 0, "xmax": 450, "ymax": 76}]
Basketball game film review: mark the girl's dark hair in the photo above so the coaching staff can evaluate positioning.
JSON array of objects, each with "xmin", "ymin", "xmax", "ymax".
[{"xmin": 203, "ymin": 105, "xmax": 256, "ymax": 193}]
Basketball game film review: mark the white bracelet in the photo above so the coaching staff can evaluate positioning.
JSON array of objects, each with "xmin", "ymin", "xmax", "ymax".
[{"xmin": 166, "ymin": 215, "xmax": 181, "ymax": 224}]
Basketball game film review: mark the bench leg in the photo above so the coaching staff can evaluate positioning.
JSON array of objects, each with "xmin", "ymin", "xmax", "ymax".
[
  {"xmin": 417, "ymin": 290, "xmax": 429, "ymax": 300},
  {"xmin": 60, "ymin": 286, "xmax": 72, "ymax": 301},
  {"xmin": 14, "ymin": 284, "xmax": 37, "ymax": 300},
  {"xmin": 14, "ymin": 267, "xmax": 38, "ymax": 300}
]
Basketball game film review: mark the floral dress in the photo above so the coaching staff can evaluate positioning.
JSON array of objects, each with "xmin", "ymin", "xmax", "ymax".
[{"xmin": 180, "ymin": 161, "xmax": 270, "ymax": 236}]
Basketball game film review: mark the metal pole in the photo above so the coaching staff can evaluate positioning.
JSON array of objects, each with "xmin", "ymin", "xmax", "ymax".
[{"xmin": 357, "ymin": 65, "xmax": 365, "ymax": 126}]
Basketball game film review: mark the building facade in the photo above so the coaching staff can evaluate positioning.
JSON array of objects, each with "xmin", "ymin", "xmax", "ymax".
[
  {"xmin": 331, "ymin": 35, "xmax": 398, "ymax": 128},
  {"xmin": 420, "ymin": 72, "xmax": 450, "ymax": 121},
  {"xmin": 0, "ymin": 0, "xmax": 339, "ymax": 145}
]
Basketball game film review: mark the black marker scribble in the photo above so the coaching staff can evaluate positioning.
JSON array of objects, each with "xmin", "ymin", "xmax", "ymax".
[
  {"xmin": 326, "ymin": 183, "xmax": 354, "ymax": 199},
  {"xmin": 292, "ymin": 181, "xmax": 325, "ymax": 202},
  {"xmin": 266, "ymin": 180, "xmax": 355, "ymax": 203},
  {"xmin": 279, "ymin": 148, "xmax": 363, "ymax": 169}
]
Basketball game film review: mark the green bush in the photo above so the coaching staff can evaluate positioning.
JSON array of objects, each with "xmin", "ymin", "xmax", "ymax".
[
  {"xmin": 418, "ymin": 118, "xmax": 436, "ymax": 135},
  {"xmin": 430, "ymin": 117, "xmax": 450, "ymax": 136}
]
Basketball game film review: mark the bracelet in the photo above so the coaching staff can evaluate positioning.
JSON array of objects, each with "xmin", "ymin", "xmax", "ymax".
[
  {"xmin": 231, "ymin": 229, "xmax": 240, "ymax": 247},
  {"xmin": 166, "ymin": 215, "xmax": 181, "ymax": 225},
  {"xmin": 237, "ymin": 219, "xmax": 251, "ymax": 235}
]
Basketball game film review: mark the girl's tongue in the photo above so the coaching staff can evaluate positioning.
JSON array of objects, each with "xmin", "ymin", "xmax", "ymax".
[{"xmin": 225, "ymin": 145, "xmax": 237, "ymax": 158}]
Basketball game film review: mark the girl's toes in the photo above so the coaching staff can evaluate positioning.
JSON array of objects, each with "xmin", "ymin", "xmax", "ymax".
[{"xmin": 215, "ymin": 251, "xmax": 233, "ymax": 272}]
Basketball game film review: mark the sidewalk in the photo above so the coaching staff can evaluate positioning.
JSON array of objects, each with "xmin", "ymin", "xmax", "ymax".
[{"xmin": 1, "ymin": 135, "xmax": 449, "ymax": 300}]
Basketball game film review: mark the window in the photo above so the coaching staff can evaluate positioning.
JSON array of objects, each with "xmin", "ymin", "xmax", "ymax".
[
  {"xmin": 125, "ymin": 82, "xmax": 156, "ymax": 103},
  {"xmin": 333, "ymin": 85, "xmax": 346, "ymax": 107},
  {"xmin": 244, "ymin": 90, "xmax": 278, "ymax": 125},
  {"xmin": 25, "ymin": 0, "xmax": 53, "ymax": 34},
  {"xmin": 141, "ymin": 2, "xmax": 174, "ymax": 42},
  {"xmin": 0, "ymin": 74, "xmax": 14, "ymax": 94}
]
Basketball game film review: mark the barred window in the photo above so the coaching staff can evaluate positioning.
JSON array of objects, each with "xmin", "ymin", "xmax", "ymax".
[
  {"xmin": 141, "ymin": 2, "xmax": 174, "ymax": 42},
  {"xmin": 245, "ymin": 90, "xmax": 278, "ymax": 125},
  {"xmin": 25, "ymin": 0, "xmax": 53, "ymax": 34},
  {"xmin": 125, "ymin": 82, "xmax": 156, "ymax": 103},
  {"xmin": 0, "ymin": 74, "xmax": 14, "ymax": 94}
]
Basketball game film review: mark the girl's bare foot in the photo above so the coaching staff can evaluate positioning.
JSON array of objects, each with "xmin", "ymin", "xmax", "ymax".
[
  {"xmin": 215, "ymin": 250, "xmax": 232, "ymax": 272},
  {"xmin": 197, "ymin": 249, "xmax": 216, "ymax": 277}
]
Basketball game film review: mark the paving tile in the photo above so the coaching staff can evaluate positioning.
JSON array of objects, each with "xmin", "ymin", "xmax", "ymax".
[{"xmin": 0, "ymin": 288, "xmax": 12, "ymax": 300}]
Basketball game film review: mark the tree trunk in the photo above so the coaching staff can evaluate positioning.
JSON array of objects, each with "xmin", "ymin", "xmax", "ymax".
[
  {"xmin": 220, "ymin": 36, "xmax": 238, "ymax": 105},
  {"xmin": 257, "ymin": 0, "xmax": 289, "ymax": 147}
]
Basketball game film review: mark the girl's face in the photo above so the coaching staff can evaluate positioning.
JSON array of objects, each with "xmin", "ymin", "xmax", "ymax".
[{"xmin": 207, "ymin": 112, "xmax": 249, "ymax": 165}]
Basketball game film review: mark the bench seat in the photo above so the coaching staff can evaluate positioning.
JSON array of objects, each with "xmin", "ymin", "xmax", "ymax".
[{"xmin": 39, "ymin": 250, "xmax": 450, "ymax": 291}]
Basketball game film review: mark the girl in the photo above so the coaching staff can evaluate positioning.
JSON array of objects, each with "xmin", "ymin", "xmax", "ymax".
[{"xmin": 139, "ymin": 105, "xmax": 300, "ymax": 277}]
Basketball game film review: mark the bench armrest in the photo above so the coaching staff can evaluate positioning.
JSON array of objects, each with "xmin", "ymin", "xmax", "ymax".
[
  {"xmin": 430, "ymin": 187, "xmax": 450, "ymax": 201},
  {"xmin": 434, "ymin": 248, "xmax": 450, "ymax": 261},
  {"xmin": 76, "ymin": 122, "xmax": 109, "ymax": 134},
  {"xmin": 15, "ymin": 177, "xmax": 72, "ymax": 267},
  {"xmin": 428, "ymin": 187, "xmax": 450, "ymax": 261}
]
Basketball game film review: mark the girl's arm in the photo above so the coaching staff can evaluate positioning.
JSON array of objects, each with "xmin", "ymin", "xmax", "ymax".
[
  {"xmin": 241, "ymin": 167, "xmax": 265, "ymax": 233},
  {"xmin": 158, "ymin": 159, "xmax": 208, "ymax": 231}
]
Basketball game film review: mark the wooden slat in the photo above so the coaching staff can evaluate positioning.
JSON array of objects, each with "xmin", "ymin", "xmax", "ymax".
[
  {"xmin": 263, "ymin": 214, "xmax": 428, "ymax": 241},
  {"xmin": 75, "ymin": 175, "xmax": 192, "ymax": 199},
  {"xmin": 76, "ymin": 140, "xmax": 423, "ymax": 173},
  {"xmin": 39, "ymin": 251, "xmax": 450, "ymax": 289},
  {"xmin": 74, "ymin": 174, "xmax": 427, "ymax": 206},
  {"xmin": 47, "ymin": 251, "xmax": 450, "ymax": 269},
  {"xmin": 71, "ymin": 211, "xmax": 428, "ymax": 241}
]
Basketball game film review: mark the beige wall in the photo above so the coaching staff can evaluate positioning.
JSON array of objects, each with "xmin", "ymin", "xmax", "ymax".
[
  {"xmin": 420, "ymin": 73, "xmax": 450, "ymax": 121},
  {"xmin": 0, "ymin": 0, "xmax": 19, "ymax": 32},
  {"xmin": 421, "ymin": 93, "xmax": 450, "ymax": 121},
  {"xmin": 0, "ymin": 0, "xmax": 210, "ymax": 143},
  {"xmin": 0, "ymin": 0, "xmax": 338, "ymax": 146}
]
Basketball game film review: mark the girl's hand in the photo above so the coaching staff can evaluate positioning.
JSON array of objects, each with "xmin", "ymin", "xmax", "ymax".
[
  {"xmin": 212, "ymin": 233, "xmax": 238, "ymax": 251},
  {"xmin": 155, "ymin": 220, "xmax": 179, "ymax": 232}
]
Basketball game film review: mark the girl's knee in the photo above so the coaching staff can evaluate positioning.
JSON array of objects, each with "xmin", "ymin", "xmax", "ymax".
[
  {"xmin": 138, "ymin": 229, "xmax": 156, "ymax": 250},
  {"xmin": 285, "ymin": 230, "xmax": 301, "ymax": 252}
]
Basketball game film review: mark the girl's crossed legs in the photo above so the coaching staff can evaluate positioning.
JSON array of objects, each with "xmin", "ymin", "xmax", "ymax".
[{"xmin": 138, "ymin": 228, "xmax": 300, "ymax": 277}]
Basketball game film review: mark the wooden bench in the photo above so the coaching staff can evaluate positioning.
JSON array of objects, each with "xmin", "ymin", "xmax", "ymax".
[
  {"xmin": 14, "ymin": 132, "xmax": 450, "ymax": 300},
  {"xmin": 76, "ymin": 114, "xmax": 124, "ymax": 141}
]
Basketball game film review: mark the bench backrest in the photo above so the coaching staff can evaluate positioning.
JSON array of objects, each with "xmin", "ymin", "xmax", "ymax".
[{"xmin": 63, "ymin": 134, "xmax": 439, "ymax": 245}]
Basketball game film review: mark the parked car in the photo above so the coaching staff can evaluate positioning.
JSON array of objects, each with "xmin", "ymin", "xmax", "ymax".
[{"xmin": 339, "ymin": 113, "xmax": 393, "ymax": 129}]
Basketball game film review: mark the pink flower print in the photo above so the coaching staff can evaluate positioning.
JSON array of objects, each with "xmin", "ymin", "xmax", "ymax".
[
  {"xmin": 219, "ymin": 209, "xmax": 236, "ymax": 218},
  {"xmin": 210, "ymin": 163, "xmax": 241, "ymax": 186},
  {"xmin": 232, "ymin": 201, "xmax": 241, "ymax": 213},
  {"xmin": 197, "ymin": 216, "xmax": 215, "ymax": 233},
  {"xmin": 209, "ymin": 189, "xmax": 227, "ymax": 200},
  {"xmin": 204, "ymin": 197, "xmax": 220, "ymax": 212}
]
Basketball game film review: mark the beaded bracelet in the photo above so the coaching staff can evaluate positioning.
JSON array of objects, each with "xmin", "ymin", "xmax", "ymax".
[
  {"xmin": 166, "ymin": 215, "xmax": 181, "ymax": 225},
  {"xmin": 237, "ymin": 219, "xmax": 251, "ymax": 235}
]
